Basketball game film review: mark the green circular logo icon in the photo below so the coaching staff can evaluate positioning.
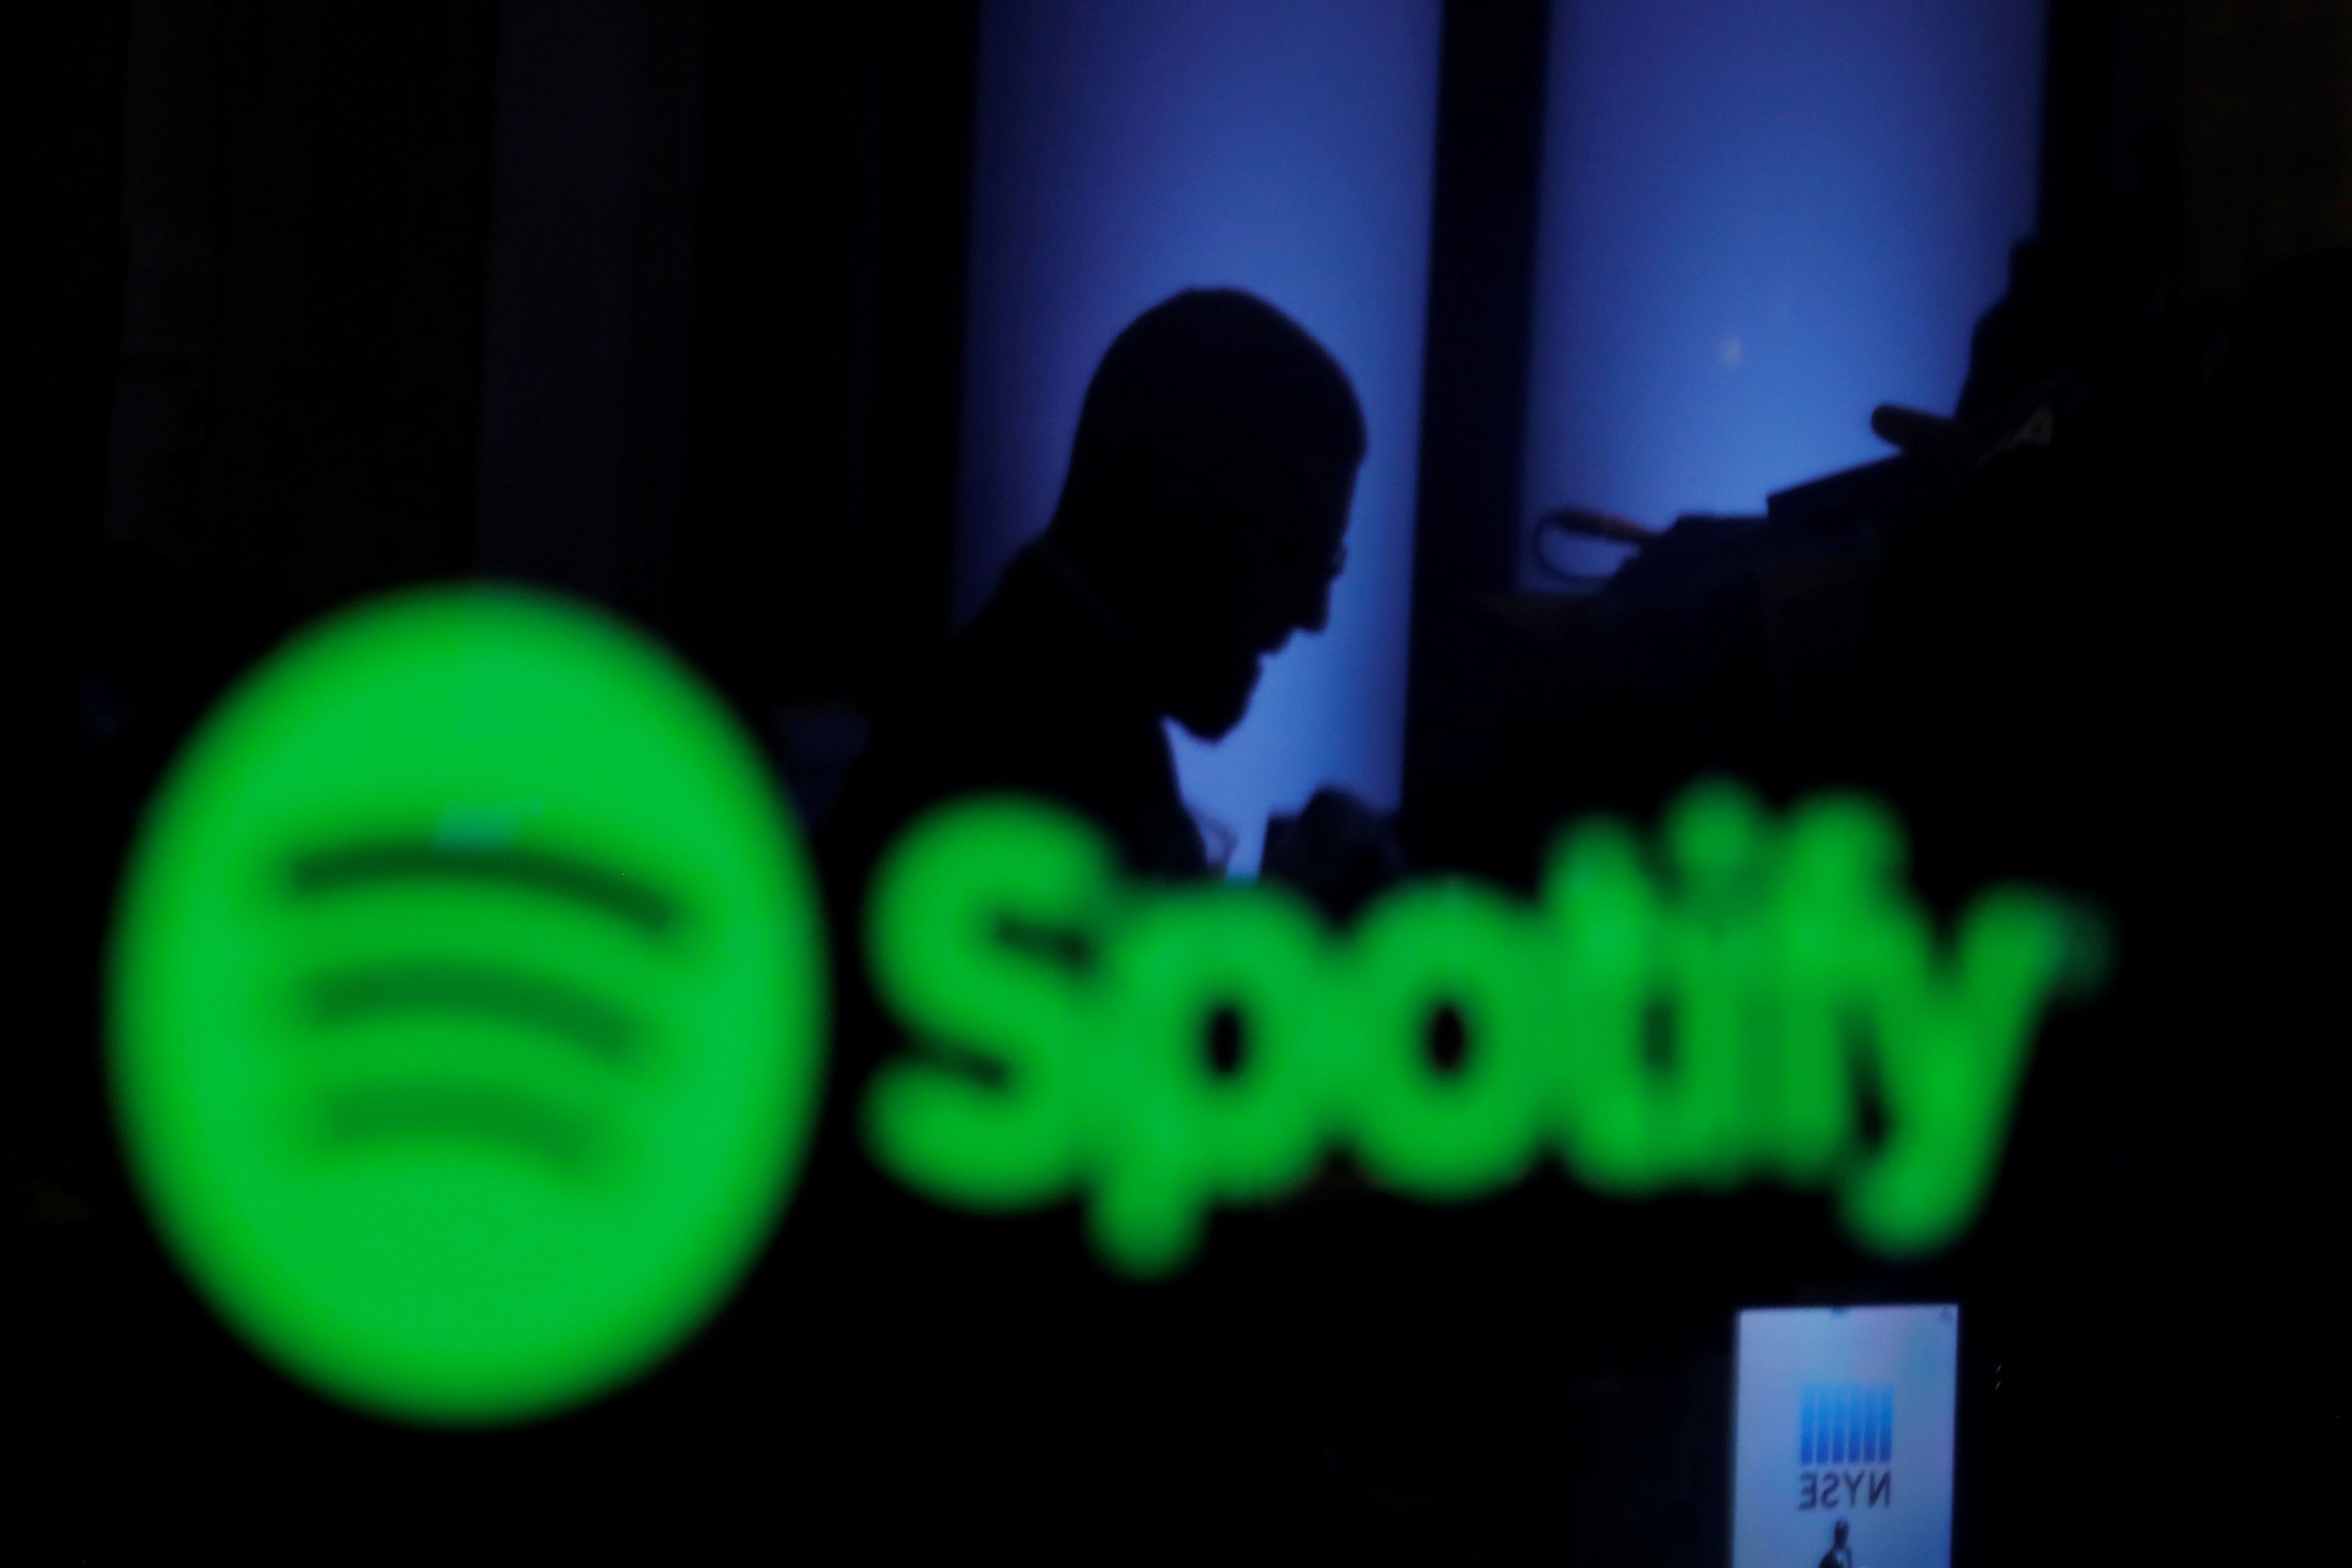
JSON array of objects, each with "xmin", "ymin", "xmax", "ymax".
[{"xmin": 109, "ymin": 585, "xmax": 826, "ymax": 1425}]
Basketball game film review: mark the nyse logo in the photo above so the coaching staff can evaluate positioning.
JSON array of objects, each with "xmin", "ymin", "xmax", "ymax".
[{"xmin": 1799, "ymin": 1384, "xmax": 1893, "ymax": 1510}]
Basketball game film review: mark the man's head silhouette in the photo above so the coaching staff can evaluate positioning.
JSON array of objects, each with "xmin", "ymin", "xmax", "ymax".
[{"xmin": 1044, "ymin": 289, "xmax": 1366, "ymax": 740}]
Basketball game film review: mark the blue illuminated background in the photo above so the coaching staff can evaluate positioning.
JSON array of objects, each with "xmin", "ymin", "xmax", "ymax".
[
  {"xmin": 1519, "ymin": 0, "xmax": 2046, "ymax": 584},
  {"xmin": 954, "ymin": 0, "xmax": 2048, "ymax": 853},
  {"xmin": 954, "ymin": 0, "xmax": 1443, "ymax": 873}
]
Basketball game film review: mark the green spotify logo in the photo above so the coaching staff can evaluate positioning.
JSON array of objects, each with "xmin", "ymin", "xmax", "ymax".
[
  {"xmin": 865, "ymin": 786, "xmax": 2107, "ymax": 1279},
  {"xmin": 109, "ymin": 585, "xmax": 826, "ymax": 1425}
]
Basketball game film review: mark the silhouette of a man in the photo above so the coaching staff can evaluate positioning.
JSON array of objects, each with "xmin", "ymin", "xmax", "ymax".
[
  {"xmin": 823, "ymin": 287, "xmax": 1365, "ymax": 897},
  {"xmin": 1819, "ymin": 1517, "xmax": 1855, "ymax": 1568},
  {"xmin": 801, "ymin": 288, "xmax": 1366, "ymax": 1545}
]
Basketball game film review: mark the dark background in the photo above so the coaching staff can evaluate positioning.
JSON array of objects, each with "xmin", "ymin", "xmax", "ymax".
[{"xmin": 18, "ymin": 1, "xmax": 2346, "ymax": 1560}]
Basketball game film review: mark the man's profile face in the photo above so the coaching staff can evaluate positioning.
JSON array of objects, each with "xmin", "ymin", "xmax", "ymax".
[
  {"xmin": 1064, "ymin": 390, "xmax": 1361, "ymax": 741},
  {"xmin": 1158, "ymin": 455, "xmax": 1355, "ymax": 741}
]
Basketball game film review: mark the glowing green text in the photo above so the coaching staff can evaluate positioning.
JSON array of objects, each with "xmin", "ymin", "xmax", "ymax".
[{"xmin": 863, "ymin": 782, "xmax": 2106, "ymax": 1278}]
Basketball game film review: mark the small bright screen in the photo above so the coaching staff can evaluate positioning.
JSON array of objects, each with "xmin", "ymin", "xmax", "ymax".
[{"xmin": 1733, "ymin": 1304, "xmax": 1960, "ymax": 1568}]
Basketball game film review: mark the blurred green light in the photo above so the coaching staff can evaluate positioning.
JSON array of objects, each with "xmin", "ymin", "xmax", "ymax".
[
  {"xmin": 109, "ymin": 585, "xmax": 827, "ymax": 1425},
  {"xmin": 864, "ymin": 781, "xmax": 2106, "ymax": 1278}
]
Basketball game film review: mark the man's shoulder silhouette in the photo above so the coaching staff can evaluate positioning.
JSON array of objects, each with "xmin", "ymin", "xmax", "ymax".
[{"xmin": 821, "ymin": 544, "xmax": 1206, "ymax": 905}]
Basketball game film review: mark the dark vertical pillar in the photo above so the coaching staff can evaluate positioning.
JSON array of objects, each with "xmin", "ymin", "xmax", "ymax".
[
  {"xmin": 673, "ymin": 1, "xmax": 893, "ymax": 714},
  {"xmin": 472, "ymin": 0, "xmax": 706, "ymax": 631},
  {"xmin": 28, "ymin": 0, "xmax": 130, "ymax": 564},
  {"xmin": 29, "ymin": 0, "xmax": 128, "ymax": 629},
  {"xmin": 856, "ymin": 3, "xmax": 980, "ymax": 724},
  {"xmin": 197, "ymin": 2, "xmax": 497, "ymax": 619},
  {"xmin": 105, "ymin": 0, "xmax": 212, "ymax": 559},
  {"xmin": 1398, "ymin": 0, "xmax": 1552, "ymax": 839},
  {"xmin": 27, "ymin": 0, "xmax": 129, "ymax": 1297},
  {"xmin": 2037, "ymin": 0, "xmax": 2129, "ymax": 252},
  {"xmin": 671, "ymin": 1, "xmax": 976, "ymax": 732}
]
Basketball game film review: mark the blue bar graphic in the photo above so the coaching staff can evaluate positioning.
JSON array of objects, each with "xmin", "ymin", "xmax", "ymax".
[{"xmin": 1800, "ymin": 1383, "xmax": 1894, "ymax": 1467}]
